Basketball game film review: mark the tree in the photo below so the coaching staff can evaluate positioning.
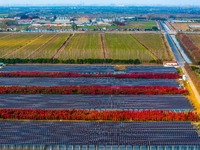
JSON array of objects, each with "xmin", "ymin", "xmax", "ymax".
[
  {"xmin": 20, "ymin": 15, "xmax": 29, "ymax": 19},
  {"xmin": 72, "ymin": 23, "xmax": 77, "ymax": 31},
  {"xmin": 5, "ymin": 20, "xmax": 18, "ymax": 26},
  {"xmin": 152, "ymin": 26, "xmax": 158, "ymax": 31}
]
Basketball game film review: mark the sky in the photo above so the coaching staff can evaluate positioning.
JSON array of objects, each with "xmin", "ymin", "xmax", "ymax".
[{"xmin": 0, "ymin": 0, "xmax": 199, "ymax": 6}]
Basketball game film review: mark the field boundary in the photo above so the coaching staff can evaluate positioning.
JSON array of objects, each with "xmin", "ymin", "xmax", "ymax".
[
  {"xmin": 26, "ymin": 34, "xmax": 58, "ymax": 59},
  {"xmin": 2, "ymin": 34, "xmax": 43, "ymax": 58},
  {"xmin": 53, "ymin": 34, "xmax": 73, "ymax": 59},
  {"xmin": 100, "ymin": 34, "xmax": 106, "ymax": 59},
  {"xmin": 130, "ymin": 34, "xmax": 158, "ymax": 60}
]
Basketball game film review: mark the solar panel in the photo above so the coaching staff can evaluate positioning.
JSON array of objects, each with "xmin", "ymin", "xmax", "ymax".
[
  {"xmin": 0, "ymin": 94, "xmax": 192, "ymax": 111},
  {"xmin": 0, "ymin": 65, "xmax": 115, "ymax": 73},
  {"xmin": 0, "ymin": 121, "xmax": 199, "ymax": 146},
  {"xmin": 0, "ymin": 78, "xmax": 179, "ymax": 87}
]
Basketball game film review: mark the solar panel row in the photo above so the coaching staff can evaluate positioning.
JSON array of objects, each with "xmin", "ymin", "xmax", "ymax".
[
  {"xmin": 0, "ymin": 94, "xmax": 192, "ymax": 111},
  {"xmin": 0, "ymin": 65, "xmax": 176, "ymax": 73},
  {"xmin": 0, "ymin": 121, "xmax": 199, "ymax": 146},
  {"xmin": 0, "ymin": 78, "xmax": 179, "ymax": 87}
]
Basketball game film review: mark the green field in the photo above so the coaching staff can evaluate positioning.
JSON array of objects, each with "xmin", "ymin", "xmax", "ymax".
[
  {"xmin": 131, "ymin": 33, "xmax": 173, "ymax": 60},
  {"xmin": 122, "ymin": 21, "xmax": 157, "ymax": 29},
  {"xmin": 29, "ymin": 33, "xmax": 69, "ymax": 59},
  {"xmin": 0, "ymin": 33, "xmax": 172, "ymax": 62},
  {"xmin": 103, "ymin": 34, "xmax": 155, "ymax": 61},
  {"xmin": 58, "ymin": 33, "xmax": 103, "ymax": 59}
]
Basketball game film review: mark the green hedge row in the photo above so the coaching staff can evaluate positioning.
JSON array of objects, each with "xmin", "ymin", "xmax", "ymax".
[{"xmin": 0, "ymin": 58, "xmax": 163, "ymax": 64}]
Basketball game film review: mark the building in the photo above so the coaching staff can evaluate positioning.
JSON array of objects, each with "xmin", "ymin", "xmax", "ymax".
[
  {"xmin": 75, "ymin": 17, "xmax": 90, "ymax": 25},
  {"xmin": 18, "ymin": 19, "xmax": 32, "ymax": 24},
  {"xmin": 55, "ymin": 17, "xmax": 71, "ymax": 24}
]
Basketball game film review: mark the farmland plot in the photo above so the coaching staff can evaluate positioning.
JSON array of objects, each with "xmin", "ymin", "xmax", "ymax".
[
  {"xmin": 122, "ymin": 21, "xmax": 157, "ymax": 29},
  {"xmin": 0, "ymin": 33, "xmax": 41, "ymax": 57},
  {"xmin": 5, "ymin": 33, "xmax": 56, "ymax": 58},
  {"xmin": 177, "ymin": 34, "xmax": 200, "ymax": 63},
  {"xmin": 131, "ymin": 33, "xmax": 173, "ymax": 60},
  {"xmin": 103, "ymin": 34, "xmax": 154, "ymax": 61},
  {"xmin": 170, "ymin": 22, "xmax": 200, "ymax": 31},
  {"xmin": 58, "ymin": 33, "xmax": 103, "ymax": 59},
  {"xmin": 187, "ymin": 34, "xmax": 200, "ymax": 48},
  {"xmin": 0, "ymin": 33, "xmax": 12, "ymax": 39},
  {"xmin": 186, "ymin": 34, "xmax": 200, "ymax": 62},
  {"xmin": 29, "ymin": 33, "xmax": 69, "ymax": 59}
]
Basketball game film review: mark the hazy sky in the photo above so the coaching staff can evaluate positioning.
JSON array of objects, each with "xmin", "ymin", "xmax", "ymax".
[{"xmin": 0, "ymin": 0, "xmax": 199, "ymax": 6}]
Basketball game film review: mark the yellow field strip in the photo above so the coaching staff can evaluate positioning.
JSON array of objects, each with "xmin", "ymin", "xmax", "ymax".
[
  {"xmin": 26, "ymin": 34, "xmax": 58, "ymax": 59},
  {"xmin": 3, "ymin": 34, "xmax": 44, "ymax": 58}
]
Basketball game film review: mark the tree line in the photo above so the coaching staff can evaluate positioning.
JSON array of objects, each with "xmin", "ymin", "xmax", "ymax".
[{"xmin": 0, "ymin": 58, "xmax": 163, "ymax": 64}]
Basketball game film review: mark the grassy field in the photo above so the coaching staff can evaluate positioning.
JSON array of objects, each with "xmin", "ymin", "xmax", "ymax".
[
  {"xmin": 58, "ymin": 33, "xmax": 103, "ymax": 59},
  {"xmin": 103, "ymin": 34, "xmax": 155, "ymax": 61},
  {"xmin": 122, "ymin": 21, "xmax": 157, "ymax": 29},
  {"xmin": 0, "ymin": 33, "xmax": 171, "ymax": 62},
  {"xmin": 131, "ymin": 33, "xmax": 172, "ymax": 60}
]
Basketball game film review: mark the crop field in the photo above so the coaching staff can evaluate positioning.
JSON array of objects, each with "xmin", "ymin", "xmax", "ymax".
[
  {"xmin": 187, "ymin": 34, "xmax": 200, "ymax": 62},
  {"xmin": 0, "ymin": 33, "xmax": 12, "ymax": 39},
  {"xmin": 28, "ymin": 33, "xmax": 69, "ymax": 59},
  {"xmin": 123, "ymin": 21, "xmax": 157, "ymax": 29},
  {"xmin": 177, "ymin": 33, "xmax": 200, "ymax": 63},
  {"xmin": 131, "ymin": 34, "xmax": 173, "ymax": 60},
  {"xmin": 0, "ymin": 33, "xmax": 172, "ymax": 62},
  {"xmin": 0, "ymin": 33, "xmax": 41, "ymax": 58},
  {"xmin": 187, "ymin": 34, "xmax": 200, "ymax": 48},
  {"xmin": 103, "ymin": 34, "xmax": 154, "ymax": 61},
  {"xmin": 6, "ymin": 33, "xmax": 56, "ymax": 58},
  {"xmin": 170, "ymin": 22, "xmax": 200, "ymax": 31},
  {"xmin": 58, "ymin": 33, "xmax": 103, "ymax": 59}
]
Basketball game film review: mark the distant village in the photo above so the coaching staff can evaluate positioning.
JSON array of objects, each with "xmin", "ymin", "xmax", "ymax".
[{"xmin": 0, "ymin": 15, "xmax": 159, "ymax": 32}]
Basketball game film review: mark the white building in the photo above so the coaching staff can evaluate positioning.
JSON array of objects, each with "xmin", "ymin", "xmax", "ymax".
[{"xmin": 55, "ymin": 17, "xmax": 71, "ymax": 24}]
